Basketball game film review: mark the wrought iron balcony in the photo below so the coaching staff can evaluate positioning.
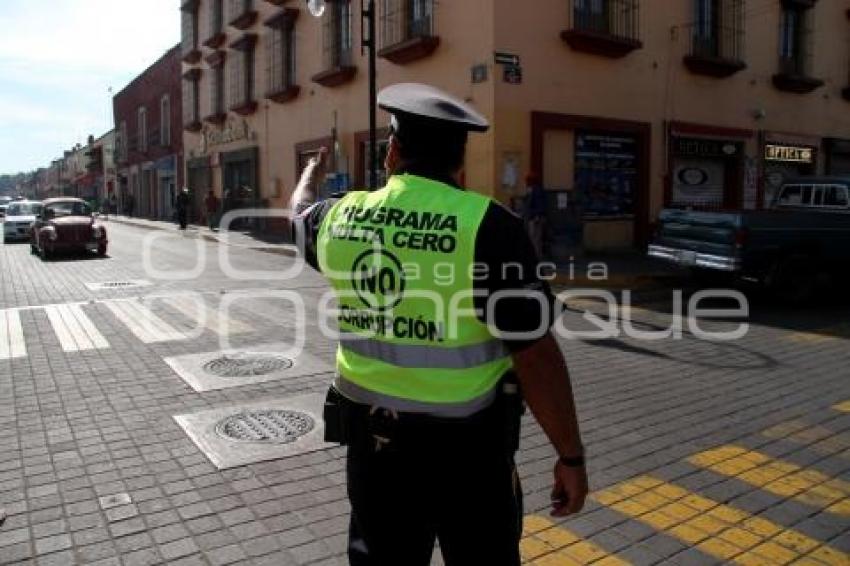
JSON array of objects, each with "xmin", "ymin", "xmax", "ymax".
[
  {"xmin": 684, "ymin": 21, "xmax": 746, "ymax": 77},
  {"xmin": 561, "ymin": 0, "xmax": 642, "ymax": 58},
  {"xmin": 378, "ymin": 0, "xmax": 439, "ymax": 64}
]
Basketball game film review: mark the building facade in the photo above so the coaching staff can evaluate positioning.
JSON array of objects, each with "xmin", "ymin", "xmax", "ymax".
[
  {"xmin": 181, "ymin": 0, "xmax": 850, "ymax": 252},
  {"xmin": 114, "ymin": 45, "xmax": 184, "ymax": 219},
  {"xmin": 83, "ymin": 130, "xmax": 117, "ymax": 208}
]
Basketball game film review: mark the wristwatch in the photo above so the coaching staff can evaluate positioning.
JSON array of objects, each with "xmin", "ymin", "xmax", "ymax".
[{"xmin": 558, "ymin": 452, "xmax": 586, "ymax": 468}]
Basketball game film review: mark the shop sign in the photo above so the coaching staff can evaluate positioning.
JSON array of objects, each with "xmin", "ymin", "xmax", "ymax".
[
  {"xmin": 765, "ymin": 144, "xmax": 814, "ymax": 164},
  {"xmin": 672, "ymin": 137, "xmax": 738, "ymax": 158},
  {"xmin": 200, "ymin": 119, "xmax": 257, "ymax": 155}
]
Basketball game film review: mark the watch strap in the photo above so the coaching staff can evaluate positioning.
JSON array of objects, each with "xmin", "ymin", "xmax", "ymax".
[{"xmin": 559, "ymin": 454, "xmax": 586, "ymax": 468}]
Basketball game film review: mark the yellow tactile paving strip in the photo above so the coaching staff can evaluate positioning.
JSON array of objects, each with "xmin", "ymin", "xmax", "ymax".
[
  {"xmin": 785, "ymin": 323, "xmax": 850, "ymax": 344},
  {"xmin": 593, "ymin": 476, "xmax": 849, "ymax": 565},
  {"xmin": 520, "ymin": 515, "xmax": 629, "ymax": 565},
  {"xmin": 761, "ymin": 420, "xmax": 850, "ymax": 460},
  {"xmin": 688, "ymin": 446, "xmax": 850, "ymax": 517},
  {"xmin": 833, "ymin": 400, "xmax": 850, "ymax": 413}
]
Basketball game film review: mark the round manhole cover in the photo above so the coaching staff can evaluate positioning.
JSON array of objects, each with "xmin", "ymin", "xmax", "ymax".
[
  {"xmin": 203, "ymin": 353, "xmax": 294, "ymax": 377},
  {"xmin": 215, "ymin": 410, "xmax": 314, "ymax": 443}
]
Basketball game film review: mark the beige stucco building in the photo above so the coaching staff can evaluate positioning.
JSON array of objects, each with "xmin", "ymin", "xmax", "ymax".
[{"xmin": 181, "ymin": 0, "xmax": 850, "ymax": 252}]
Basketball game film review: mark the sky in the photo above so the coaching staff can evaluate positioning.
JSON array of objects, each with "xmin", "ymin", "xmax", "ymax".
[{"xmin": 0, "ymin": 0, "xmax": 179, "ymax": 175}]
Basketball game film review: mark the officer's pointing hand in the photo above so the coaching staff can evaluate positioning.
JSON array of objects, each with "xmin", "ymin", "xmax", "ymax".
[{"xmin": 550, "ymin": 460, "xmax": 588, "ymax": 517}]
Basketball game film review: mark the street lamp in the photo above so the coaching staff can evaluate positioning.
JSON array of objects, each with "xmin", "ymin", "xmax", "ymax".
[{"xmin": 306, "ymin": 0, "xmax": 378, "ymax": 190}]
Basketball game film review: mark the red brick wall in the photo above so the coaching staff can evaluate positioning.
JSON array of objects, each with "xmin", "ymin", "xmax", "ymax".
[{"xmin": 113, "ymin": 44, "xmax": 183, "ymax": 187}]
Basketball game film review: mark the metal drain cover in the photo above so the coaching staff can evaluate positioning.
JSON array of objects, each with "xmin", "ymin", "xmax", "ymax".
[
  {"xmin": 215, "ymin": 410, "xmax": 314, "ymax": 443},
  {"xmin": 173, "ymin": 394, "xmax": 331, "ymax": 469},
  {"xmin": 204, "ymin": 353, "xmax": 294, "ymax": 377}
]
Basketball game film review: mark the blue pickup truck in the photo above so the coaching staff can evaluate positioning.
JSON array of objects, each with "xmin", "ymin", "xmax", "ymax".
[{"xmin": 648, "ymin": 177, "xmax": 850, "ymax": 301}]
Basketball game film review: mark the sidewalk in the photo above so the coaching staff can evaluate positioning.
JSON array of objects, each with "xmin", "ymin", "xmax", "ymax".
[
  {"xmin": 103, "ymin": 214, "xmax": 680, "ymax": 290},
  {"xmin": 101, "ymin": 215, "xmax": 296, "ymax": 257}
]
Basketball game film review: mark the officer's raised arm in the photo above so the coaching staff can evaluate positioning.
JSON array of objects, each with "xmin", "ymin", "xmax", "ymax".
[{"xmin": 289, "ymin": 147, "xmax": 328, "ymax": 214}]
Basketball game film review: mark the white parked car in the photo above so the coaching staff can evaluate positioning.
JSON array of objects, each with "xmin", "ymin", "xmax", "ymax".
[{"xmin": 3, "ymin": 201, "xmax": 42, "ymax": 242}]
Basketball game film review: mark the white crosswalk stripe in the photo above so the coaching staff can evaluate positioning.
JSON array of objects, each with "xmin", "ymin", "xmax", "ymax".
[
  {"xmin": 45, "ymin": 304, "xmax": 109, "ymax": 352},
  {"xmin": 102, "ymin": 299, "xmax": 189, "ymax": 343},
  {"xmin": 161, "ymin": 295, "xmax": 252, "ymax": 336},
  {"xmin": 2, "ymin": 293, "xmax": 258, "ymax": 358},
  {"xmin": 0, "ymin": 309, "xmax": 26, "ymax": 360}
]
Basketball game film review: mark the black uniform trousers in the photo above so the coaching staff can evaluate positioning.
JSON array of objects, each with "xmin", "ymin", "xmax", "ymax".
[{"xmin": 344, "ymin": 403, "xmax": 523, "ymax": 566}]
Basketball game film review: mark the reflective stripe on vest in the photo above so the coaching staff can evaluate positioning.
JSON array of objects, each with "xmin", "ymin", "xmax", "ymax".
[
  {"xmin": 339, "ymin": 332, "xmax": 508, "ymax": 369},
  {"xmin": 334, "ymin": 374, "xmax": 499, "ymax": 418},
  {"xmin": 317, "ymin": 174, "xmax": 514, "ymax": 414}
]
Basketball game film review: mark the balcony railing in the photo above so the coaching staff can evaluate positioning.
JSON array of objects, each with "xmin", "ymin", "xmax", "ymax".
[
  {"xmin": 684, "ymin": 2, "xmax": 746, "ymax": 78},
  {"xmin": 379, "ymin": 0, "xmax": 439, "ymax": 64},
  {"xmin": 265, "ymin": 10, "xmax": 300, "ymax": 103},
  {"xmin": 313, "ymin": 1, "xmax": 356, "ymax": 87},
  {"xmin": 561, "ymin": 0, "xmax": 642, "ymax": 57}
]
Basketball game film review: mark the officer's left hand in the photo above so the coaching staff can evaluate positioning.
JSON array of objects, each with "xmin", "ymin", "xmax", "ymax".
[{"xmin": 550, "ymin": 461, "xmax": 588, "ymax": 517}]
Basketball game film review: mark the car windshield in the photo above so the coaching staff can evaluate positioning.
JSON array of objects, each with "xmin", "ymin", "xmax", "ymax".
[
  {"xmin": 7, "ymin": 202, "xmax": 42, "ymax": 216},
  {"xmin": 46, "ymin": 201, "xmax": 92, "ymax": 217}
]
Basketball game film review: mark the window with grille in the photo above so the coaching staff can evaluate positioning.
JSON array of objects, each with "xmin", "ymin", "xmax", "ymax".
[
  {"xmin": 119, "ymin": 121, "xmax": 128, "ymax": 162},
  {"xmin": 381, "ymin": 0, "xmax": 434, "ymax": 48},
  {"xmin": 691, "ymin": 0, "xmax": 744, "ymax": 62},
  {"xmin": 183, "ymin": 78, "xmax": 200, "ymax": 127},
  {"xmin": 779, "ymin": 4, "xmax": 814, "ymax": 76},
  {"xmin": 181, "ymin": 7, "xmax": 199, "ymax": 57},
  {"xmin": 267, "ymin": 24, "xmax": 296, "ymax": 95},
  {"xmin": 212, "ymin": 65, "xmax": 226, "ymax": 116},
  {"xmin": 229, "ymin": 46, "xmax": 255, "ymax": 109},
  {"xmin": 161, "ymin": 95, "xmax": 171, "ymax": 146},
  {"xmin": 569, "ymin": 0, "xmax": 639, "ymax": 41},
  {"xmin": 210, "ymin": 0, "xmax": 224, "ymax": 39},
  {"xmin": 137, "ymin": 108, "xmax": 147, "ymax": 153},
  {"xmin": 323, "ymin": 0, "xmax": 353, "ymax": 69}
]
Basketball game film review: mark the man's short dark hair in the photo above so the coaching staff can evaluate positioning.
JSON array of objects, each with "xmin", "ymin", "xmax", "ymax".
[{"xmin": 392, "ymin": 114, "xmax": 468, "ymax": 175}]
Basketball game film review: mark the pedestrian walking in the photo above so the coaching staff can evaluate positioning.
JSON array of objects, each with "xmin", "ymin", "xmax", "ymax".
[
  {"xmin": 292, "ymin": 83, "xmax": 586, "ymax": 566},
  {"xmin": 204, "ymin": 190, "xmax": 220, "ymax": 231},
  {"xmin": 176, "ymin": 187, "xmax": 190, "ymax": 230},
  {"xmin": 126, "ymin": 193, "xmax": 134, "ymax": 218},
  {"xmin": 524, "ymin": 172, "xmax": 547, "ymax": 258}
]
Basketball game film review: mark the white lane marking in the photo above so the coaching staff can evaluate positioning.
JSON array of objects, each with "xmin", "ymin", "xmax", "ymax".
[
  {"xmin": 103, "ymin": 299, "xmax": 187, "ymax": 343},
  {"xmin": 0, "ymin": 309, "xmax": 26, "ymax": 360},
  {"xmin": 45, "ymin": 304, "xmax": 108, "ymax": 351},
  {"xmin": 162, "ymin": 295, "xmax": 252, "ymax": 336}
]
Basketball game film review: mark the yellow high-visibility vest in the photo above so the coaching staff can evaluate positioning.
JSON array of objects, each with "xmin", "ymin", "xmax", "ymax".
[{"xmin": 317, "ymin": 174, "xmax": 513, "ymax": 417}]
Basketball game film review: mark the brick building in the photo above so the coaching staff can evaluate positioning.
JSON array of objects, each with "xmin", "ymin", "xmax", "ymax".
[{"xmin": 114, "ymin": 45, "xmax": 184, "ymax": 219}]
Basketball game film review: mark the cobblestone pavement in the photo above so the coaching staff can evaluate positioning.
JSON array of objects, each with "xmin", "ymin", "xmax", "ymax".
[{"xmin": 0, "ymin": 220, "xmax": 848, "ymax": 565}]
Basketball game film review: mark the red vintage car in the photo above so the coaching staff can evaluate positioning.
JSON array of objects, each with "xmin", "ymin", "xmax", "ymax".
[{"xmin": 30, "ymin": 198, "xmax": 108, "ymax": 260}]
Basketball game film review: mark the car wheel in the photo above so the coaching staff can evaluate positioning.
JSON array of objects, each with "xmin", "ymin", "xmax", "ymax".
[
  {"xmin": 40, "ymin": 242, "xmax": 51, "ymax": 261},
  {"xmin": 30, "ymin": 242, "xmax": 36, "ymax": 254},
  {"xmin": 97, "ymin": 244, "xmax": 107, "ymax": 257}
]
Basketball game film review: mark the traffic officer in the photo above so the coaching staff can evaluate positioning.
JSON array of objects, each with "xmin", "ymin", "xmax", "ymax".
[{"xmin": 291, "ymin": 83, "xmax": 587, "ymax": 566}]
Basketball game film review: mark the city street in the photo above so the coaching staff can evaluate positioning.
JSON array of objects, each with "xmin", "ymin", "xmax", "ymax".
[{"xmin": 0, "ymin": 219, "xmax": 849, "ymax": 566}]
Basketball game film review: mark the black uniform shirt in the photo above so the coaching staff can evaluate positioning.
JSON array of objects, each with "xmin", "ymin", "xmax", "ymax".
[{"xmin": 297, "ymin": 185, "xmax": 555, "ymax": 353}]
